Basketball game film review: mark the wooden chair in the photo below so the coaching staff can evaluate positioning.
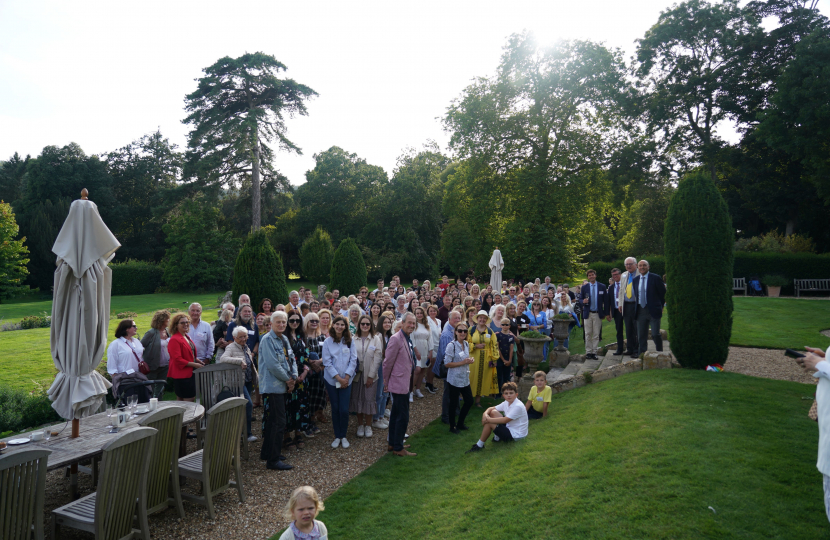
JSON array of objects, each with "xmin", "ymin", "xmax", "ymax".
[
  {"xmin": 194, "ymin": 363, "xmax": 249, "ymax": 459},
  {"xmin": 138, "ymin": 407, "xmax": 186, "ymax": 527},
  {"xmin": 51, "ymin": 427, "xmax": 157, "ymax": 540},
  {"xmin": 177, "ymin": 397, "xmax": 246, "ymax": 519},
  {"xmin": 0, "ymin": 448, "xmax": 51, "ymax": 540}
]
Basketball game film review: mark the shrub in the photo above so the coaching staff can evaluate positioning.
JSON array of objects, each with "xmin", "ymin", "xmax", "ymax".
[
  {"xmin": 115, "ymin": 311, "xmax": 138, "ymax": 319},
  {"xmin": 665, "ymin": 171, "xmax": 733, "ymax": 369},
  {"xmin": 734, "ymin": 230, "xmax": 816, "ymax": 254},
  {"xmin": 299, "ymin": 226, "xmax": 334, "ymax": 284},
  {"xmin": 1, "ymin": 321, "xmax": 21, "ymax": 332},
  {"xmin": 329, "ymin": 238, "xmax": 367, "ymax": 295},
  {"xmin": 519, "ymin": 330, "xmax": 545, "ymax": 339},
  {"xmin": 110, "ymin": 259, "xmax": 164, "ymax": 296},
  {"xmin": 762, "ymin": 275, "xmax": 790, "ymax": 287},
  {"xmin": 232, "ymin": 230, "xmax": 288, "ymax": 311},
  {"xmin": 20, "ymin": 314, "xmax": 51, "ymax": 329},
  {"xmin": 0, "ymin": 383, "xmax": 61, "ymax": 433}
]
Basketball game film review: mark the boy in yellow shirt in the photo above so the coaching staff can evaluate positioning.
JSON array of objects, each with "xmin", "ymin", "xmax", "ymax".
[{"xmin": 525, "ymin": 371, "xmax": 551, "ymax": 419}]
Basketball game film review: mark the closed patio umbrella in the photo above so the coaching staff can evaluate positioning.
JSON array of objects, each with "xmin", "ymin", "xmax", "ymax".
[
  {"xmin": 47, "ymin": 190, "xmax": 120, "ymax": 426},
  {"xmin": 489, "ymin": 248, "xmax": 504, "ymax": 293}
]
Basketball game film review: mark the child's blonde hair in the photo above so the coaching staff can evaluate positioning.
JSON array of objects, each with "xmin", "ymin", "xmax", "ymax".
[
  {"xmin": 534, "ymin": 371, "xmax": 546, "ymax": 379},
  {"xmin": 283, "ymin": 485, "xmax": 325, "ymax": 521}
]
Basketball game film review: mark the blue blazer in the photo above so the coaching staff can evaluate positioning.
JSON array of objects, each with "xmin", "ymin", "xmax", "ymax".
[
  {"xmin": 631, "ymin": 272, "xmax": 666, "ymax": 319},
  {"xmin": 579, "ymin": 282, "xmax": 609, "ymax": 319}
]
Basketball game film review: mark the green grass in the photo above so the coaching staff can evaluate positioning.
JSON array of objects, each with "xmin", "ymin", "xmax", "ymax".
[
  {"xmin": 730, "ymin": 297, "xmax": 830, "ymax": 350},
  {"xmin": 275, "ymin": 370, "xmax": 824, "ymax": 540}
]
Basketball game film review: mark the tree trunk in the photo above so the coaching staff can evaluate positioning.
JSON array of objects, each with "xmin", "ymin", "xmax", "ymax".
[{"xmin": 251, "ymin": 140, "xmax": 261, "ymax": 231}]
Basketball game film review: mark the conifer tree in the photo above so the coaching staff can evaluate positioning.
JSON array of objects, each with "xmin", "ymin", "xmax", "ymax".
[
  {"xmin": 300, "ymin": 226, "xmax": 334, "ymax": 284},
  {"xmin": 329, "ymin": 238, "xmax": 366, "ymax": 295},
  {"xmin": 233, "ymin": 229, "xmax": 287, "ymax": 309}
]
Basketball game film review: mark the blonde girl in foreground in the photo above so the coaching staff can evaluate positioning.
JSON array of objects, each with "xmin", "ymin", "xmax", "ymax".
[{"xmin": 279, "ymin": 486, "xmax": 328, "ymax": 539}]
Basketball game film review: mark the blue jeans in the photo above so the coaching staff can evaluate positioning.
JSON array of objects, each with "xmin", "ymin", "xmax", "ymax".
[
  {"xmin": 325, "ymin": 381, "xmax": 352, "ymax": 439},
  {"xmin": 242, "ymin": 383, "xmax": 253, "ymax": 437},
  {"xmin": 374, "ymin": 364, "xmax": 389, "ymax": 421}
]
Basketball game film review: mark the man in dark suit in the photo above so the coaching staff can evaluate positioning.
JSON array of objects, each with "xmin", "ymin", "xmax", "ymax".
[
  {"xmin": 632, "ymin": 259, "xmax": 667, "ymax": 355},
  {"xmin": 580, "ymin": 269, "xmax": 608, "ymax": 360},
  {"xmin": 605, "ymin": 267, "xmax": 626, "ymax": 356}
]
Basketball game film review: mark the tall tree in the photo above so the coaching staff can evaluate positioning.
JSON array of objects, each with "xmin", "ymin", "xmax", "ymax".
[
  {"xmin": 635, "ymin": 0, "xmax": 765, "ymax": 181},
  {"xmin": 0, "ymin": 153, "xmax": 29, "ymax": 206},
  {"xmin": 300, "ymin": 225, "xmax": 335, "ymax": 283},
  {"xmin": 183, "ymin": 52, "xmax": 317, "ymax": 231},
  {"xmin": 444, "ymin": 33, "xmax": 632, "ymax": 277},
  {"xmin": 105, "ymin": 130, "xmax": 182, "ymax": 262},
  {"xmin": 0, "ymin": 201, "xmax": 30, "ymax": 301}
]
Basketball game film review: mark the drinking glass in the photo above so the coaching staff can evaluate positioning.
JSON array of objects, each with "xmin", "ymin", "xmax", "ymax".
[
  {"xmin": 128, "ymin": 395, "xmax": 137, "ymax": 413},
  {"xmin": 106, "ymin": 404, "xmax": 113, "ymax": 418},
  {"xmin": 43, "ymin": 431, "xmax": 51, "ymax": 442}
]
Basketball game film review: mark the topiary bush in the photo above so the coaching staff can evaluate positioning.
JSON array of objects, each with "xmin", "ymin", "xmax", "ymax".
[
  {"xmin": 110, "ymin": 259, "xmax": 164, "ymax": 296},
  {"xmin": 329, "ymin": 238, "xmax": 367, "ymax": 295},
  {"xmin": 300, "ymin": 225, "xmax": 334, "ymax": 284},
  {"xmin": 232, "ymin": 230, "xmax": 288, "ymax": 311},
  {"xmin": 664, "ymin": 170, "xmax": 733, "ymax": 369}
]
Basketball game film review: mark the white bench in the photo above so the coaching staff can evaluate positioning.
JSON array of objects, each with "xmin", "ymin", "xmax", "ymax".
[
  {"xmin": 795, "ymin": 279, "xmax": 830, "ymax": 297},
  {"xmin": 733, "ymin": 277, "xmax": 747, "ymax": 295}
]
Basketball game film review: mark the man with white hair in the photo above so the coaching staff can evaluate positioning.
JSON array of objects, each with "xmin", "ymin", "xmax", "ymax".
[
  {"xmin": 617, "ymin": 257, "xmax": 640, "ymax": 358},
  {"xmin": 540, "ymin": 276, "xmax": 553, "ymax": 293},
  {"xmin": 288, "ymin": 291, "xmax": 301, "ymax": 312},
  {"xmin": 383, "ymin": 312, "xmax": 418, "ymax": 457},
  {"xmin": 187, "ymin": 302, "xmax": 215, "ymax": 362}
]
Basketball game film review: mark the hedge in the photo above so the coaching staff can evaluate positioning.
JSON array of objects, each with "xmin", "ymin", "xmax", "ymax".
[
  {"xmin": 0, "ymin": 384, "xmax": 61, "ymax": 434},
  {"xmin": 587, "ymin": 252, "xmax": 830, "ymax": 295},
  {"xmin": 110, "ymin": 260, "xmax": 163, "ymax": 296}
]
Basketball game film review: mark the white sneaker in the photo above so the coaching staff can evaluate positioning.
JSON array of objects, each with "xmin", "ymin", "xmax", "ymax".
[
  {"xmin": 341, "ymin": 438, "xmax": 350, "ymax": 449},
  {"xmin": 384, "ymin": 408, "xmax": 391, "ymax": 418},
  {"xmin": 409, "ymin": 393, "xmax": 414, "ymax": 402},
  {"xmin": 356, "ymin": 425, "xmax": 365, "ymax": 437},
  {"xmin": 414, "ymin": 389, "xmax": 424, "ymax": 398},
  {"xmin": 372, "ymin": 420, "xmax": 388, "ymax": 429},
  {"xmin": 331, "ymin": 438, "xmax": 341, "ymax": 448},
  {"xmin": 247, "ymin": 435, "xmax": 258, "ymax": 442},
  {"xmin": 364, "ymin": 426, "xmax": 373, "ymax": 437}
]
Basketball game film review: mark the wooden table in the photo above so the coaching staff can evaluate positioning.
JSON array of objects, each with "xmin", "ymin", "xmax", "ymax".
[{"xmin": 1, "ymin": 401, "xmax": 204, "ymax": 495}]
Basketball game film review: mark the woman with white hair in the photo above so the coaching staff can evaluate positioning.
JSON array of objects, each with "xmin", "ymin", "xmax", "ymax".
[
  {"xmin": 488, "ymin": 304, "xmax": 506, "ymax": 333},
  {"xmin": 221, "ymin": 325, "xmax": 257, "ymax": 441},
  {"xmin": 348, "ymin": 304, "xmax": 362, "ymax": 335}
]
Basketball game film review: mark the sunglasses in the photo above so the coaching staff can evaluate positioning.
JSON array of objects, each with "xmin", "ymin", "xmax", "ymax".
[
  {"xmin": 360, "ymin": 322, "xmax": 371, "ymax": 326},
  {"xmin": 178, "ymin": 321, "xmax": 188, "ymax": 325},
  {"xmin": 456, "ymin": 330, "xmax": 468, "ymax": 334},
  {"xmin": 288, "ymin": 319, "xmax": 301, "ymax": 324},
  {"xmin": 131, "ymin": 324, "xmax": 137, "ymax": 328},
  {"xmin": 500, "ymin": 323, "xmax": 509, "ymax": 327}
]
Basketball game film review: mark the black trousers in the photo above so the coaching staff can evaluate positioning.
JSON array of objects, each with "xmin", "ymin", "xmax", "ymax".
[
  {"xmin": 622, "ymin": 302, "xmax": 639, "ymax": 354},
  {"xmin": 441, "ymin": 379, "xmax": 450, "ymax": 423},
  {"xmin": 389, "ymin": 392, "xmax": 410, "ymax": 451},
  {"xmin": 612, "ymin": 307, "xmax": 625, "ymax": 352},
  {"xmin": 447, "ymin": 384, "xmax": 473, "ymax": 430},
  {"xmin": 636, "ymin": 309, "xmax": 663, "ymax": 355},
  {"xmin": 260, "ymin": 393, "xmax": 286, "ymax": 464}
]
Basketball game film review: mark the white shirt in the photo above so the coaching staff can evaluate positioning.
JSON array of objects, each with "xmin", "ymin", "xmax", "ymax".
[
  {"xmin": 160, "ymin": 337, "xmax": 170, "ymax": 367},
  {"xmin": 544, "ymin": 308, "xmax": 556, "ymax": 329},
  {"xmin": 188, "ymin": 319, "xmax": 215, "ymax": 360},
  {"xmin": 428, "ymin": 317, "xmax": 442, "ymax": 352},
  {"xmin": 411, "ymin": 323, "xmax": 434, "ymax": 360},
  {"xmin": 814, "ymin": 347, "xmax": 830, "ymax": 475},
  {"xmin": 495, "ymin": 398, "xmax": 528, "ymax": 439},
  {"xmin": 444, "ymin": 340, "xmax": 471, "ymax": 388},
  {"xmin": 106, "ymin": 337, "xmax": 144, "ymax": 375}
]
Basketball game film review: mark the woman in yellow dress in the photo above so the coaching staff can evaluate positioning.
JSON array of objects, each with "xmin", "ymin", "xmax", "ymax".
[{"xmin": 468, "ymin": 310, "xmax": 500, "ymax": 407}]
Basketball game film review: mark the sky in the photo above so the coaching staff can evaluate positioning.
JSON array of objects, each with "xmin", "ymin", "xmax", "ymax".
[{"xmin": 1, "ymin": 1, "xmax": 826, "ymax": 187}]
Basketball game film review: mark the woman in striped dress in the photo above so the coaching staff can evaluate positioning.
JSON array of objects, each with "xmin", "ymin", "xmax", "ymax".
[{"xmin": 303, "ymin": 312, "xmax": 328, "ymax": 428}]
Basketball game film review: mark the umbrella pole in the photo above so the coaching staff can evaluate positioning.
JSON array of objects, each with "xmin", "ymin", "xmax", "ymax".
[{"xmin": 70, "ymin": 419, "xmax": 79, "ymax": 498}]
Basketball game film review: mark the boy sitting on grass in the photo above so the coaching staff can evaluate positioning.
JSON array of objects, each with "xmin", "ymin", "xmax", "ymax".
[
  {"xmin": 525, "ymin": 370, "xmax": 551, "ymax": 419},
  {"xmin": 466, "ymin": 381, "xmax": 528, "ymax": 453}
]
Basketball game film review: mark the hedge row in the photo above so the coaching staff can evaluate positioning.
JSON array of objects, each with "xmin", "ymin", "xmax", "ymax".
[
  {"xmin": 586, "ymin": 253, "xmax": 830, "ymax": 295},
  {"xmin": 0, "ymin": 384, "xmax": 61, "ymax": 434},
  {"xmin": 110, "ymin": 260, "xmax": 163, "ymax": 296}
]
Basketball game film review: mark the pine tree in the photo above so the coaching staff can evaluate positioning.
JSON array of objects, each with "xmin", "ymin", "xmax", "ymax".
[
  {"xmin": 664, "ymin": 170, "xmax": 734, "ymax": 369},
  {"xmin": 300, "ymin": 226, "xmax": 334, "ymax": 284},
  {"xmin": 329, "ymin": 238, "xmax": 367, "ymax": 295},
  {"xmin": 233, "ymin": 229, "xmax": 287, "ymax": 310},
  {"xmin": 0, "ymin": 201, "xmax": 30, "ymax": 301}
]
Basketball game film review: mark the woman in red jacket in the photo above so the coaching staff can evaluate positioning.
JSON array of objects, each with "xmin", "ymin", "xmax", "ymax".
[{"xmin": 168, "ymin": 313, "xmax": 204, "ymax": 401}]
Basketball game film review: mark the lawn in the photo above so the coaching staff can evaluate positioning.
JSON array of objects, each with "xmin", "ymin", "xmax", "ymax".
[{"xmin": 277, "ymin": 369, "xmax": 825, "ymax": 540}]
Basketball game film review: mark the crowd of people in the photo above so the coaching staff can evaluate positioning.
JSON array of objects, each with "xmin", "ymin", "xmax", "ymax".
[{"xmin": 104, "ymin": 261, "xmax": 666, "ymax": 470}]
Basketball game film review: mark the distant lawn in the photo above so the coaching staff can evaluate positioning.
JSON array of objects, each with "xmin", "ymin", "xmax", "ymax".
[
  {"xmin": 279, "ymin": 370, "xmax": 824, "ymax": 540},
  {"xmin": 730, "ymin": 297, "xmax": 830, "ymax": 350}
]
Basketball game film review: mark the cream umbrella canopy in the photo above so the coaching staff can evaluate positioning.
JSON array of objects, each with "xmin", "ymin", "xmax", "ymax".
[
  {"xmin": 489, "ymin": 248, "xmax": 504, "ymax": 293},
  {"xmin": 47, "ymin": 191, "xmax": 120, "ymax": 424}
]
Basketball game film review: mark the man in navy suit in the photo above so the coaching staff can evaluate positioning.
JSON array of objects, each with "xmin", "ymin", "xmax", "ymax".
[
  {"xmin": 605, "ymin": 267, "xmax": 626, "ymax": 356},
  {"xmin": 580, "ymin": 269, "xmax": 607, "ymax": 360},
  {"xmin": 632, "ymin": 260, "xmax": 667, "ymax": 355}
]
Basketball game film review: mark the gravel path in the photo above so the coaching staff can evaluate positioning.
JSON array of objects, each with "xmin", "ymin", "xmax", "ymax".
[
  {"xmin": 40, "ymin": 384, "xmax": 445, "ymax": 540},
  {"xmin": 724, "ymin": 346, "xmax": 816, "ymax": 385}
]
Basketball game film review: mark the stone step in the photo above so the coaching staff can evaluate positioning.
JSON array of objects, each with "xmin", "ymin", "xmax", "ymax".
[
  {"xmin": 598, "ymin": 354, "xmax": 622, "ymax": 370},
  {"xmin": 554, "ymin": 361, "xmax": 582, "ymax": 382},
  {"xmin": 576, "ymin": 358, "xmax": 602, "ymax": 376}
]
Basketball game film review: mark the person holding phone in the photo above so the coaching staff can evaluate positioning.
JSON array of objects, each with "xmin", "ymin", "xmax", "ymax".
[
  {"xmin": 444, "ymin": 322, "xmax": 475, "ymax": 434},
  {"xmin": 796, "ymin": 345, "xmax": 830, "ymax": 523}
]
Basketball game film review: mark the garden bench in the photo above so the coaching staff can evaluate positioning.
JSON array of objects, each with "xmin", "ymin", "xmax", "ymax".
[
  {"xmin": 733, "ymin": 277, "xmax": 747, "ymax": 295},
  {"xmin": 795, "ymin": 279, "xmax": 830, "ymax": 297}
]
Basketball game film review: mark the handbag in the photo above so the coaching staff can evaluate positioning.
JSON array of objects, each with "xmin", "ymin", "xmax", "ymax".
[
  {"xmin": 810, "ymin": 399, "xmax": 818, "ymax": 422},
  {"xmin": 127, "ymin": 341, "xmax": 151, "ymax": 374}
]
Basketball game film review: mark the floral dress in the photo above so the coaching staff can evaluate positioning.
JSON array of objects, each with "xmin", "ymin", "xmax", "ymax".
[
  {"xmin": 285, "ymin": 334, "xmax": 311, "ymax": 433},
  {"xmin": 305, "ymin": 334, "xmax": 328, "ymax": 413}
]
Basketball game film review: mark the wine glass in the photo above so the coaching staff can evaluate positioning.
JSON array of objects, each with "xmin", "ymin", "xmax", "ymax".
[
  {"xmin": 128, "ymin": 395, "xmax": 137, "ymax": 414},
  {"xmin": 106, "ymin": 404, "xmax": 113, "ymax": 418}
]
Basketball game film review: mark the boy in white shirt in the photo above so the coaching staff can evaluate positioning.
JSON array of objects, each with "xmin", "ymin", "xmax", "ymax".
[{"xmin": 466, "ymin": 381, "xmax": 528, "ymax": 453}]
